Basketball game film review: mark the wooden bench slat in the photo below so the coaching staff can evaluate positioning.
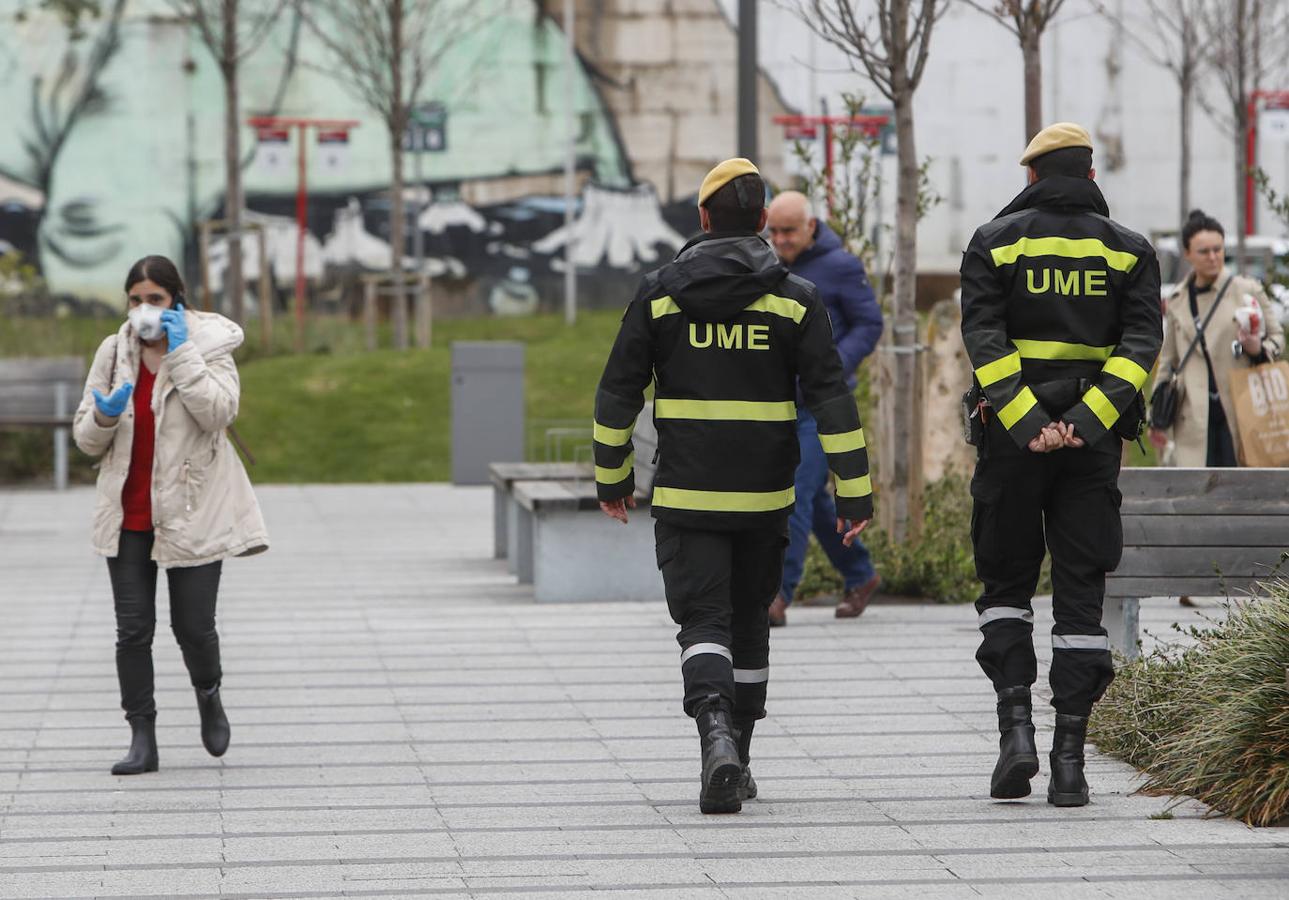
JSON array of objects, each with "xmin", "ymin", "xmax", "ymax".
[
  {"xmin": 1106, "ymin": 575, "xmax": 1272, "ymax": 598},
  {"xmin": 0, "ymin": 358, "xmax": 85, "ymax": 381},
  {"xmin": 1119, "ymin": 468, "xmax": 1289, "ymax": 515},
  {"xmin": 1122, "ymin": 515, "xmax": 1289, "ymax": 547},
  {"xmin": 1114, "ymin": 546, "xmax": 1288, "ymax": 579}
]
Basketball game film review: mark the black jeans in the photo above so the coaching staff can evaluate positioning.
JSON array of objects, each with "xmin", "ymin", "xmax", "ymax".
[
  {"xmin": 655, "ymin": 520, "xmax": 787, "ymax": 721},
  {"xmin": 107, "ymin": 530, "xmax": 223, "ymax": 721},
  {"xmin": 970, "ymin": 428, "xmax": 1120, "ymax": 717}
]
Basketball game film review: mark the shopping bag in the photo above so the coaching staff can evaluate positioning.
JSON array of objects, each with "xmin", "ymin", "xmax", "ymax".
[{"xmin": 1229, "ymin": 361, "xmax": 1289, "ymax": 467}]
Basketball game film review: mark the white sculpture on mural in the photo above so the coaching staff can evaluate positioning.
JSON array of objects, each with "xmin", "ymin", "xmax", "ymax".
[{"xmin": 534, "ymin": 182, "xmax": 684, "ymax": 271}]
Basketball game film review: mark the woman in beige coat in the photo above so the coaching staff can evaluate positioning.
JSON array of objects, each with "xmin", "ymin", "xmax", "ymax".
[
  {"xmin": 1150, "ymin": 210, "xmax": 1284, "ymax": 466},
  {"xmin": 73, "ymin": 255, "xmax": 268, "ymax": 776}
]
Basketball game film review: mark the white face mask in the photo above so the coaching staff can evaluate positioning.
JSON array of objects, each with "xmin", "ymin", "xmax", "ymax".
[{"xmin": 128, "ymin": 304, "xmax": 165, "ymax": 341}]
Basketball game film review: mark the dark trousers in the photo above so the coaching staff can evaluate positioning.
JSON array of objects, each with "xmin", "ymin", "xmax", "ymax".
[
  {"xmin": 107, "ymin": 530, "xmax": 223, "ymax": 721},
  {"xmin": 970, "ymin": 434, "xmax": 1120, "ymax": 717},
  {"xmin": 655, "ymin": 521, "xmax": 786, "ymax": 722}
]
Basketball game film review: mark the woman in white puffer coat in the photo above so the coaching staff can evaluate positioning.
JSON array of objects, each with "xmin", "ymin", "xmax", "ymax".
[{"xmin": 73, "ymin": 255, "xmax": 268, "ymax": 776}]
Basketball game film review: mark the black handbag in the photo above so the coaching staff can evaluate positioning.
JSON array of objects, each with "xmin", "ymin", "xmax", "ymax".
[{"xmin": 1149, "ymin": 277, "xmax": 1231, "ymax": 430}]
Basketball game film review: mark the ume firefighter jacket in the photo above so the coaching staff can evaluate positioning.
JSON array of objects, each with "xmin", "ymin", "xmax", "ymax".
[
  {"xmin": 594, "ymin": 233, "xmax": 873, "ymax": 531},
  {"xmin": 960, "ymin": 176, "xmax": 1162, "ymax": 445}
]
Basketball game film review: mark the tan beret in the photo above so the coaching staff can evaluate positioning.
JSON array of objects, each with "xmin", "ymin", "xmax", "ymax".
[
  {"xmin": 1020, "ymin": 122, "xmax": 1093, "ymax": 166},
  {"xmin": 698, "ymin": 157, "xmax": 761, "ymax": 206}
]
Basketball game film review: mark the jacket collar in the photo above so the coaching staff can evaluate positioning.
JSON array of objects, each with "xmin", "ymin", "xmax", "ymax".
[
  {"xmin": 795, "ymin": 221, "xmax": 842, "ymax": 267},
  {"xmin": 995, "ymin": 175, "xmax": 1110, "ymax": 220}
]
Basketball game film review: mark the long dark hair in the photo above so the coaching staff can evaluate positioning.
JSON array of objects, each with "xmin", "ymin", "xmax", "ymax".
[
  {"xmin": 1181, "ymin": 209, "xmax": 1224, "ymax": 251},
  {"xmin": 124, "ymin": 255, "xmax": 186, "ymax": 304}
]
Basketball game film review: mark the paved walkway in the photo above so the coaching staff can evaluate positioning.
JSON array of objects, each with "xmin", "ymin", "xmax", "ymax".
[{"xmin": 0, "ymin": 484, "xmax": 1285, "ymax": 899}]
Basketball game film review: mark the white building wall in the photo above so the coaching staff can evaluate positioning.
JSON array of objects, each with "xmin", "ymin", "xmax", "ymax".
[{"xmin": 723, "ymin": 0, "xmax": 1289, "ymax": 274}]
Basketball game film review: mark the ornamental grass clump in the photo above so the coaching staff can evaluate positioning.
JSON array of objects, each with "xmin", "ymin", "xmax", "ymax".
[{"xmin": 1089, "ymin": 577, "xmax": 1289, "ymax": 826}]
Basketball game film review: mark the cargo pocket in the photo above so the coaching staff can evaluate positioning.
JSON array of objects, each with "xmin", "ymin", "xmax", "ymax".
[
  {"xmin": 969, "ymin": 475, "xmax": 1005, "ymax": 573},
  {"xmin": 655, "ymin": 532, "xmax": 685, "ymax": 623},
  {"xmin": 1098, "ymin": 486, "xmax": 1124, "ymax": 571}
]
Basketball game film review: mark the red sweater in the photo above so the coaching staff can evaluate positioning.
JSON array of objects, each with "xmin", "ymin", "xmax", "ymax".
[{"xmin": 121, "ymin": 364, "xmax": 157, "ymax": 532}]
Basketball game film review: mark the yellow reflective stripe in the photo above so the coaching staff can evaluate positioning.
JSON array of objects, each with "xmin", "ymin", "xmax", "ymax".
[
  {"xmin": 1102, "ymin": 356, "xmax": 1149, "ymax": 390},
  {"xmin": 595, "ymin": 453, "xmax": 633, "ymax": 486},
  {"xmin": 989, "ymin": 237, "xmax": 1138, "ymax": 272},
  {"xmin": 651, "ymin": 296, "xmax": 681, "ymax": 318},
  {"xmin": 652, "ymin": 486, "xmax": 795, "ymax": 513},
  {"xmin": 997, "ymin": 387, "xmax": 1038, "ymax": 430},
  {"xmin": 975, "ymin": 351, "xmax": 1022, "ymax": 388},
  {"xmin": 593, "ymin": 420, "xmax": 635, "ymax": 447},
  {"xmin": 745, "ymin": 294, "xmax": 807, "ymax": 323},
  {"xmin": 819, "ymin": 428, "xmax": 866, "ymax": 454},
  {"xmin": 835, "ymin": 473, "xmax": 872, "ymax": 498},
  {"xmin": 1014, "ymin": 339, "xmax": 1115, "ymax": 362},
  {"xmin": 654, "ymin": 399, "xmax": 797, "ymax": 421},
  {"xmin": 1084, "ymin": 385, "xmax": 1119, "ymax": 429}
]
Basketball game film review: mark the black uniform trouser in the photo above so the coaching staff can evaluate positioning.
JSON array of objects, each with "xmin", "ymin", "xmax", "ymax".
[
  {"xmin": 654, "ymin": 521, "xmax": 787, "ymax": 721},
  {"xmin": 970, "ymin": 436, "xmax": 1121, "ymax": 717},
  {"xmin": 107, "ymin": 530, "xmax": 223, "ymax": 722}
]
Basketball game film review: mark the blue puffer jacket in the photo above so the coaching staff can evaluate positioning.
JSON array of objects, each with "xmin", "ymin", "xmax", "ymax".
[{"xmin": 789, "ymin": 222, "xmax": 884, "ymax": 387}]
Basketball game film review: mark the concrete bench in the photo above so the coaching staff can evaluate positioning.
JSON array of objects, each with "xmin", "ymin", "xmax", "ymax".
[
  {"xmin": 491, "ymin": 404, "xmax": 657, "ymax": 565},
  {"xmin": 1104, "ymin": 468, "xmax": 1289, "ymax": 658},
  {"xmin": 0, "ymin": 357, "xmax": 85, "ymax": 490}
]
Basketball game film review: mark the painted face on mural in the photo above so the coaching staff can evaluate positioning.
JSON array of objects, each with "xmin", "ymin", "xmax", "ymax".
[{"xmin": 766, "ymin": 193, "xmax": 816, "ymax": 265}]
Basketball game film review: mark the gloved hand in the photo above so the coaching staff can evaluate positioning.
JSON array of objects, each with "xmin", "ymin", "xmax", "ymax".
[
  {"xmin": 161, "ymin": 304, "xmax": 188, "ymax": 353},
  {"xmin": 92, "ymin": 382, "xmax": 134, "ymax": 418}
]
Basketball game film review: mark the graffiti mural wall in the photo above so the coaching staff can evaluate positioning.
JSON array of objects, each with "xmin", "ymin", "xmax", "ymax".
[{"xmin": 0, "ymin": 0, "xmax": 791, "ymax": 315}]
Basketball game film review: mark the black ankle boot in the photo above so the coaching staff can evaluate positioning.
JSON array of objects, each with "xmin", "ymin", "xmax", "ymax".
[
  {"xmin": 111, "ymin": 717, "xmax": 159, "ymax": 775},
  {"xmin": 195, "ymin": 684, "xmax": 230, "ymax": 757},
  {"xmin": 695, "ymin": 694, "xmax": 742, "ymax": 814},
  {"xmin": 734, "ymin": 719, "xmax": 757, "ymax": 800},
  {"xmin": 1048, "ymin": 713, "xmax": 1090, "ymax": 807},
  {"xmin": 990, "ymin": 686, "xmax": 1039, "ymax": 799}
]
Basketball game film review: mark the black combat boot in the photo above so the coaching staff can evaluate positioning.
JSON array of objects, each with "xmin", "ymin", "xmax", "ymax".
[
  {"xmin": 195, "ymin": 684, "xmax": 230, "ymax": 757},
  {"xmin": 734, "ymin": 718, "xmax": 757, "ymax": 801},
  {"xmin": 1048, "ymin": 713, "xmax": 1090, "ymax": 807},
  {"xmin": 111, "ymin": 717, "xmax": 159, "ymax": 775},
  {"xmin": 990, "ymin": 686, "xmax": 1039, "ymax": 799},
  {"xmin": 694, "ymin": 694, "xmax": 742, "ymax": 814}
]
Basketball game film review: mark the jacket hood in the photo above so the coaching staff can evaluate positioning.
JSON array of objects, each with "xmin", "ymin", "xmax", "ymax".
[
  {"xmin": 116, "ymin": 309, "xmax": 244, "ymax": 360},
  {"xmin": 659, "ymin": 233, "xmax": 789, "ymax": 322},
  {"xmin": 995, "ymin": 175, "xmax": 1110, "ymax": 220},
  {"xmin": 795, "ymin": 220, "xmax": 842, "ymax": 267}
]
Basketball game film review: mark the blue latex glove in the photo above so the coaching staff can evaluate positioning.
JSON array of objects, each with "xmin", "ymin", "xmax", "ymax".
[
  {"xmin": 92, "ymin": 382, "xmax": 133, "ymax": 418},
  {"xmin": 161, "ymin": 304, "xmax": 188, "ymax": 353}
]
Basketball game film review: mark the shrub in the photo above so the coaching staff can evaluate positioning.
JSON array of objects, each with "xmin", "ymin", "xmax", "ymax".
[{"xmin": 1090, "ymin": 578, "xmax": 1289, "ymax": 826}]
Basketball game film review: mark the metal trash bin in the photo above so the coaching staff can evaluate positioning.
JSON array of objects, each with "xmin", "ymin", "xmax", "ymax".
[{"xmin": 451, "ymin": 341, "xmax": 525, "ymax": 485}]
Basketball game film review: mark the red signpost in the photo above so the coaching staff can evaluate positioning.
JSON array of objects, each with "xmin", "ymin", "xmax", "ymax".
[
  {"xmin": 1244, "ymin": 90, "xmax": 1289, "ymax": 237},
  {"xmin": 247, "ymin": 116, "xmax": 359, "ymax": 350},
  {"xmin": 774, "ymin": 113, "xmax": 889, "ymax": 214}
]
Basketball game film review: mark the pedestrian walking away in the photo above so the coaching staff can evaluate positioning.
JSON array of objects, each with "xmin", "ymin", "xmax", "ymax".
[
  {"xmin": 765, "ymin": 190, "xmax": 884, "ymax": 626},
  {"xmin": 959, "ymin": 124, "xmax": 1162, "ymax": 807},
  {"xmin": 593, "ymin": 159, "xmax": 873, "ymax": 814},
  {"xmin": 72, "ymin": 255, "xmax": 269, "ymax": 776}
]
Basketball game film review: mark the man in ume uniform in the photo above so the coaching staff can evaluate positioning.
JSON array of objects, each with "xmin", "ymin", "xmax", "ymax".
[
  {"xmin": 594, "ymin": 159, "xmax": 873, "ymax": 814},
  {"xmin": 959, "ymin": 124, "xmax": 1162, "ymax": 807}
]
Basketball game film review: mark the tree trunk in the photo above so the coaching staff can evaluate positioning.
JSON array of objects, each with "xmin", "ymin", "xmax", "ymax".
[
  {"xmin": 222, "ymin": 0, "xmax": 244, "ymax": 323},
  {"xmin": 1021, "ymin": 29, "xmax": 1043, "ymax": 142},
  {"xmin": 876, "ymin": 87, "xmax": 923, "ymax": 543},
  {"xmin": 1179, "ymin": 65, "xmax": 1192, "ymax": 232},
  {"xmin": 389, "ymin": 0, "xmax": 409, "ymax": 350}
]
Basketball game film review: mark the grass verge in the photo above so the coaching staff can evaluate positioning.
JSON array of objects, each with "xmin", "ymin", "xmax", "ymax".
[{"xmin": 1089, "ymin": 578, "xmax": 1289, "ymax": 826}]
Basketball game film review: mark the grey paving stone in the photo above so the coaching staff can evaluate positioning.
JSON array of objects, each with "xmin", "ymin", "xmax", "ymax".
[{"xmin": 0, "ymin": 483, "xmax": 1282, "ymax": 898}]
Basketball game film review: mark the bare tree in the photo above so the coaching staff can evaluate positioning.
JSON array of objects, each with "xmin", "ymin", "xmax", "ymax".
[
  {"xmin": 1091, "ymin": 0, "xmax": 1212, "ymax": 235},
  {"xmin": 794, "ymin": 0, "xmax": 949, "ymax": 541},
  {"xmin": 962, "ymin": 0, "xmax": 1066, "ymax": 142},
  {"xmin": 167, "ymin": 0, "xmax": 289, "ymax": 324},
  {"xmin": 1200, "ymin": 0, "xmax": 1289, "ymax": 263},
  {"xmin": 297, "ymin": 0, "xmax": 487, "ymax": 350}
]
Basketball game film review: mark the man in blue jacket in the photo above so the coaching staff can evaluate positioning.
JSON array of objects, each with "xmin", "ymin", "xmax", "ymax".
[{"xmin": 766, "ymin": 191, "xmax": 884, "ymax": 625}]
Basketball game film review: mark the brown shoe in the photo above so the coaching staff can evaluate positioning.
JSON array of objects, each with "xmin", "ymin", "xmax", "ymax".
[
  {"xmin": 835, "ymin": 575, "xmax": 880, "ymax": 618},
  {"xmin": 768, "ymin": 594, "xmax": 787, "ymax": 627}
]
